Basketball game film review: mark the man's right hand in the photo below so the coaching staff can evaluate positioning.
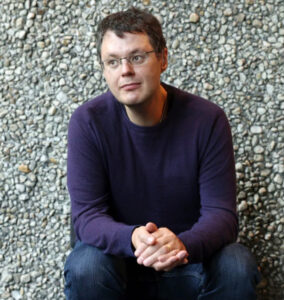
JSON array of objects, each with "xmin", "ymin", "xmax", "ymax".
[{"xmin": 131, "ymin": 222, "xmax": 158, "ymax": 256}]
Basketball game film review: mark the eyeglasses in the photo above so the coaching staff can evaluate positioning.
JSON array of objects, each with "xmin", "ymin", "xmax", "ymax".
[{"xmin": 102, "ymin": 50, "xmax": 156, "ymax": 70}]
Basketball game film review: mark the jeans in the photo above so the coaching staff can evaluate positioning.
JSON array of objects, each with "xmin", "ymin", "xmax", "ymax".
[{"xmin": 64, "ymin": 242, "xmax": 261, "ymax": 300}]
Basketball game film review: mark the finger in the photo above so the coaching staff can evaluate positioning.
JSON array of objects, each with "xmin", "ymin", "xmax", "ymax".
[
  {"xmin": 182, "ymin": 258, "xmax": 189, "ymax": 264},
  {"xmin": 138, "ymin": 244, "xmax": 160, "ymax": 265},
  {"xmin": 176, "ymin": 250, "xmax": 188, "ymax": 260},
  {"xmin": 134, "ymin": 243, "xmax": 148, "ymax": 257},
  {"xmin": 152, "ymin": 255, "xmax": 180, "ymax": 271},
  {"xmin": 141, "ymin": 243, "xmax": 172, "ymax": 267},
  {"xmin": 156, "ymin": 256, "xmax": 186, "ymax": 272},
  {"xmin": 163, "ymin": 257, "xmax": 189, "ymax": 272},
  {"xmin": 158, "ymin": 249, "xmax": 179, "ymax": 262},
  {"xmin": 139, "ymin": 228, "xmax": 156, "ymax": 246},
  {"xmin": 145, "ymin": 222, "xmax": 158, "ymax": 233},
  {"xmin": 155, "ymin": 251, "xmax": 188, "ymax": 271},
  {"xmin": 158, "ymin": 247, "xmax": 187, "ymax": 263}
]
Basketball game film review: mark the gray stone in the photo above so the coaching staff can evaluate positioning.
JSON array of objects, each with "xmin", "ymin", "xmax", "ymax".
[
  {"xmin": 274, "ymin": 174, "xmax": 283, "ymax": 185},
  {"xmin": 56, "ymin": 91, "xmax": 68, "ymax": 102},
  {"xmin": 238, "ymin": 200, "xmax": 248, "ymax": 211},
  {"xmin": 254, "ymin": 145, "xmax": 264, "ymax": 154},
  {"xmin": 266, "ymin": 84, "xmax": 274, "ymax": 95},
  {"xmin": 11, "ymin": 290, "xmax": 22, "ymax": 300},
  {"xmin": 224, "ymin": 8, "xmax": 233, "ymax": 16},
  {"xmin": 250, "ymin": 126, "xmax": 263, "ymax": 134},
  {"xmin": 16, "ymin": 30, "xmax": 27, "ymax": 40},
  {"xmin": 16, "ymin": 184, "xmax": 26, "ymax": 193},
  {"xmin": 1, "ymin": 269, "xmax": 13, "ymax": 283},
  {"xmin": 19, "ymin": 194, "xmax": 29, "ymax": 201},
  {"xmin": 252, "ymin": 19, "xmax": 262, "ymax": 28},
  {"xmin": 20, "ymin": 274, "xmax": 31, "ymax": 283}
]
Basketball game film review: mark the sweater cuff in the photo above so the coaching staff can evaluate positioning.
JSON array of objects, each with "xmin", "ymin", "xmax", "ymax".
[
  {"xmin": 178, "ymin": 231, "xmax": 202, "ymax": 263},
  {"xmin": 123, "ymin": 225, "xmax": 139, "ymax": 257}
]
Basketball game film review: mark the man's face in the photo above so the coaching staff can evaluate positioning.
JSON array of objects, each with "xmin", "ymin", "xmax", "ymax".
[{"xmin": 101, "ymin": 30, "xmax": 167, "ymax": 107}]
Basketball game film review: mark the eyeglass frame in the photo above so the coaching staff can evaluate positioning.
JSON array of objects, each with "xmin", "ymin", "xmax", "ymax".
[{"xmin": 101, "ymin": 50, "xmax": 156, "ymax": 70}]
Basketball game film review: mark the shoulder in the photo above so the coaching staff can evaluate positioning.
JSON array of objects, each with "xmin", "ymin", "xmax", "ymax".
[
  {"xmin": 165, "ymin": 83, "xmax": 227, "ymax": 123},
  {"xmin": 70, "ymin": 90, "xmax": 116, "ymax": 124}
]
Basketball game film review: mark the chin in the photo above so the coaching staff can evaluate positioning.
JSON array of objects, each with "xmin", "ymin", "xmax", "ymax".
[{"xmin": 117, "ymin": 96, "xmax": 144, "ymax": 107}]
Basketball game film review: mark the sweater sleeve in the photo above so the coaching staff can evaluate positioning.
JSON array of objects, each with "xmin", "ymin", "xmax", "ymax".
[
  {"xmin": 67, "ymin": 109, "xmax": 136, "ymax": 257},
  {"xmin": 178, "ymin": 110, "xmax": 238, "ymax": 263}
]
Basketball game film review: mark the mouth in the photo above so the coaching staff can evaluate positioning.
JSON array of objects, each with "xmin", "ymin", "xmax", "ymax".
[{"xmin": 120, "ymin": 82, "xmax": 141, "ymax": 91}]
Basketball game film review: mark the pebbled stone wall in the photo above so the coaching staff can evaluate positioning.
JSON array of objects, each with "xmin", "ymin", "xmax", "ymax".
[{"xmin": 0, "ymin": 1, "xmax": 283, "ymax": 299}]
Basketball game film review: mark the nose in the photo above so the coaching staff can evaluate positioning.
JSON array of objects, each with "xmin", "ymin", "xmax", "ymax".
[{"xmin": 121, "ymin": 58, "xmax": 135, "ymax": 76}]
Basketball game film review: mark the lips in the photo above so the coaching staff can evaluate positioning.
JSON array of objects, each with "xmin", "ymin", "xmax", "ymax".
[{"xmin": 120, "ymin": 82, "xmax": 141, "ymax": 90}]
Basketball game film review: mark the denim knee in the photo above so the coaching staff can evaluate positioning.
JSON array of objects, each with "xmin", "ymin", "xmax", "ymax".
[
  {"xmin": 211, "ymin": 243, "xmax": 261, "ymax": 285},
  {"xmin": 200, "ymin": 243, "xmax": 261, "ymax": 300},
  {"xmin": 64, "ymin": 241, "xmax": 127, "ymax": 300}
]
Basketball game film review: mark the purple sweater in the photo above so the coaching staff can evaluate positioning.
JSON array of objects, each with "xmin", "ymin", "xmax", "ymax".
[{"xmin": 67, "ymin": 83, "xmax": 238, "ymax": 263}]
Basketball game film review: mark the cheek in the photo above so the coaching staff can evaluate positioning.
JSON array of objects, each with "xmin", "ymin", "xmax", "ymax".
[{"xmin": 104, "ymin": 73, "xmax": 116, "ymax": 88}]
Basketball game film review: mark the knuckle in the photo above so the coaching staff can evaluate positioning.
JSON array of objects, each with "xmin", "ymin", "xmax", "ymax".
[{"xmin": 162, "ymin": 245, "xmax": 168, "ymax": 253}]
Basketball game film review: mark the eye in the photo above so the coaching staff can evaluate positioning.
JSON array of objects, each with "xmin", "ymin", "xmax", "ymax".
[
  {"xmin": 131, "ymin": 54, "xmax": 145, "ymax": 64},
  {"xmin": 106, "ymin": 59, "xmax": 119, "ymax": 68}
]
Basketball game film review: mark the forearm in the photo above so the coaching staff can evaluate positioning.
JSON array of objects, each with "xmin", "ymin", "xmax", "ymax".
[
  {"xmin": 178, "ymin": 208, "xmax": 238, "ymax": 263},
  {"xmin": 73, "ymin": 212, "xmax": 137, "ymax": 257}
]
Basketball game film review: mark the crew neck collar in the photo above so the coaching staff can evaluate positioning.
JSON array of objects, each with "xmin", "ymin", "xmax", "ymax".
[{"xmin": 113, "ymin": 82, "xmax": 174, "ymax": 132}]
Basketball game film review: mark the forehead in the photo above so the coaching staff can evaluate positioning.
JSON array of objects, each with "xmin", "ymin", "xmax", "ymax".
[{"xmin": 101, "ymin": 30, "xmax": 152, "ymax": 57}]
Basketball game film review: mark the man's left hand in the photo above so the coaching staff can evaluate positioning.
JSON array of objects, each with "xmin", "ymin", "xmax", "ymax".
[{"xmin": 135, "ymin": 227, "xmax": 188, "ymax": 271}]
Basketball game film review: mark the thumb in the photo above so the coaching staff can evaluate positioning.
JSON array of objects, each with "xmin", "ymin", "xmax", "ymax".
[{"xmin": 145, "ymin": 222, "xmax": 158, "ymax": 233}]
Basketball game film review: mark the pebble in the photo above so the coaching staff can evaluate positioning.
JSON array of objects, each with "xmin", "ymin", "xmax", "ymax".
[
  {"xmin": 254, "ymin": 145, "xmax": 264, "ymax": 154},
  {"xmin": 236, "ymin": 13, "xmax": 246, "ymax": 23},
  {"xmin": 18, "ymin": 164, "xmax": 31, "ymax": 173},
  {"xmin": 273, "ymin": 174, "xmax": 283, "ymax": 185},
  {"xmin": 266, "ymin": 84, "xmax": 274, "ymax": 95},
  {"xmin": 56, "ymin": 91, "xmax": 68, "ymax": 102},
  {"xmin": 268, "ymin": 183, "xmax": 275, "ymax": 193},
  {"xmin": 238, "ymin": 200, "xmax": 248, "ymax": 211},
  {"xmin": 252, "ymin": 19, "xmax": 262, "ymax": 28},
  {"xmin": 172, "ymin": 39, "xmax": 180, "ymax": 49},
  {"xmin": 16, "ymin": 30, "xmax": 27, "ymax": 40},
  {"xmin": 204, "ymin": 83, "xmax": 214, "ymax": 90},
  {"xmin": 19, "ymin": 194, "xmax": 29, "ymax": 201},
  {"xmin": 20, "ymin": 274, "xmax": 31, "ymax": 283},
  {"xmin": 11, "ymin": 290, "xmax": 22, "ymax": 300},
  {"xmin": 250, "ymin": 126, "xmax": 263, "ymax": 134},
  {"xmin": 48, "ymin": 106, "xmax": 57, "ymax": 116},
  {"xmin": 15, "ymin": 184, "xmax": 25, "ymax": 193},
  {"xmin": 0, "ymin": 1, "xmax": 283, "ymax": 300},
  {"xmin": 1, "ymin": 269, "xmax": 13, "ymax": 283},
  {"xmin": 223, "ymin": 8, "xmax": 233, "ymax": 16},
  {"xmin": 189, "ymin": 13, "xmax": 200, "ymax": 23}
]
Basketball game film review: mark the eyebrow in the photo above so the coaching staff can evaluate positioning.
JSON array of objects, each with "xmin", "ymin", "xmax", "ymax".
[{"xmin": 106, "ymin": 48, "xmax": 148, "ymax": 58}]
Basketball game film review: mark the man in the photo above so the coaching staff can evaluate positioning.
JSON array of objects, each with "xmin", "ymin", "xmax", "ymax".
[{"xmin": 64, "ymin": 7, "xmax": 261, "ymax": 300}]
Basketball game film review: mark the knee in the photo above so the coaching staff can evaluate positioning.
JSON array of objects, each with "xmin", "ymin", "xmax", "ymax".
[
  {"xmin": 210, "ymin": 243, "xmax": 261, "ymax": 285},
  {"xmin": 64, "ymin": 241, "xmax": 126, "ymax": 285},
  {"xmin": 65, "ymin": 242, "xmax": 96, "ymax": 282}
]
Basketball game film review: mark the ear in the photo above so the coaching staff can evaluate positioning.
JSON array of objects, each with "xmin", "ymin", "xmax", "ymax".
[{"xmin": 161, "ymin": 48, "xmax": 168, "ymax": 72}]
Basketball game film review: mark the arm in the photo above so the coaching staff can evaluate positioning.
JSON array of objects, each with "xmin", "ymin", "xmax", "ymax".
[
  {"xmin": 132, "ymin": 109, "xmax": 237, "ymax": 268},
  {"xmin": 67, "ymin": 110, "xmax": 136, "ymax": 257},
  {"xmin": 178, "ymin": 110, "xmax": 238, "ymax": 263}
]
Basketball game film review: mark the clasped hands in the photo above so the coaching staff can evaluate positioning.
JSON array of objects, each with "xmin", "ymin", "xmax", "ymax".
[{"xmin": 131, "ymin": 222, "xmax": 188, "ymax": 272}]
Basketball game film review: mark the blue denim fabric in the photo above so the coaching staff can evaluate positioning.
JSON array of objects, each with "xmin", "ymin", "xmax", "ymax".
[{"xmin": 64, "ymin": 242, "xmax": 261, "ymax": 300}]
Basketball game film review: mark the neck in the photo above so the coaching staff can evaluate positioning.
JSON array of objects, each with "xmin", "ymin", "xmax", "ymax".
[{"xmin": 125, "ymin": 85, "xmax": 168, "ymax": 126}]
